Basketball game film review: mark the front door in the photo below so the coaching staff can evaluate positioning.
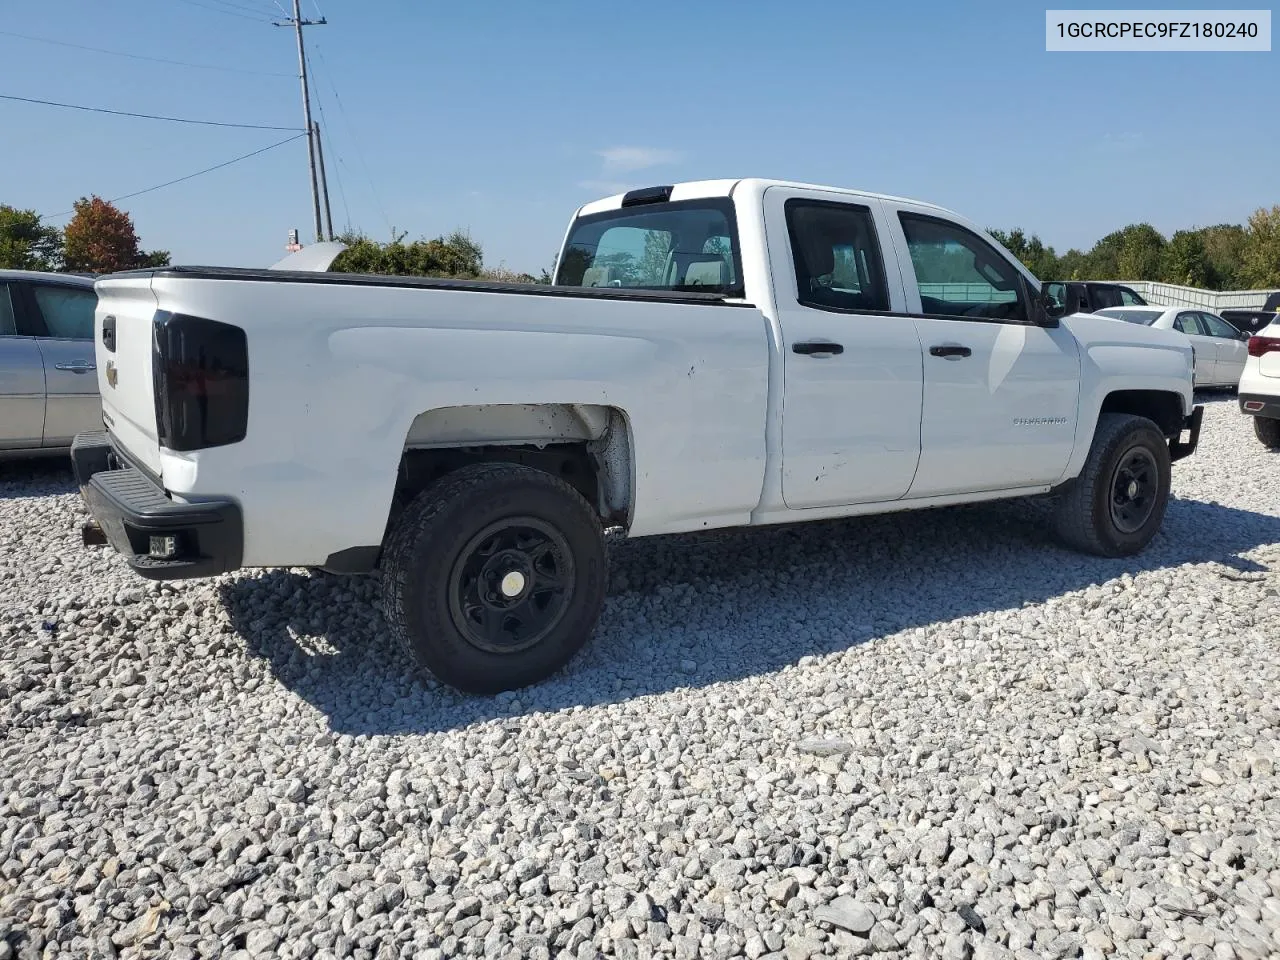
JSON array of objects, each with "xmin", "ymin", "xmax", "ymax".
[
  {"xmin": 765, "ymin": 187, "xmax": 925, "ymax": 509},
  {"xmin": 884, "ymin": 207, "xmax": 1080, "ymax": 498},
  {"xmin": 22, "ymin": 281, "xmax": 101, "ymax": 446}
]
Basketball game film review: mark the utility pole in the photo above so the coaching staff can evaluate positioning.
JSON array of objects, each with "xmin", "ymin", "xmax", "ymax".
[
  {"xmin": 313, "ymin": 121, "xmax": 334, "ymax": 241},
  {"xmin": 274, "ymin": 1, "xmax": 326, "ymax": 244}
]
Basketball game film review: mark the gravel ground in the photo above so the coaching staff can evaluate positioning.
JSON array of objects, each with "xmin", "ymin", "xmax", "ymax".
[{"xmin": 1, "ymin": 394, "xmax": 1278, "ymax": 960}]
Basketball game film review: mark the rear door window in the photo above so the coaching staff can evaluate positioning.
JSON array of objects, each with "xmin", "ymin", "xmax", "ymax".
[
  {"xmin": 1174, "ymin": 312, "xmax": 1207, "ymax": 336},
  {"xmin": 31, "ymin": 285, "xmax": 96, "ymax": 340},
  {"xmin": 785, "ymin": 200, "xmax": 889, "ymax": 312}
]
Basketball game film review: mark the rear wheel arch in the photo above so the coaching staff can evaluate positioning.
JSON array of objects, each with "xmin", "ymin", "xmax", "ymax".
[{"xmin": 384, "ymin": 402, "xmax": 635, "ymax": 540}]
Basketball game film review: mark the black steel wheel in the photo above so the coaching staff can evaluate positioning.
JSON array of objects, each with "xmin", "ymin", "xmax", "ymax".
[
  {"xmin": 1108, "ymin": 446, "xmax": 1159, "ymax": 535},
  {"xmin": 449, "ymin": 518, "xmax": 575, "ymax": 655},
  {"xmin": 1055, "ymin": 413, "xmax": 1171, "ymax": 557},
  {"xmin": 380, "ymin": 463, "xmax": 607, "ymax": 694}
]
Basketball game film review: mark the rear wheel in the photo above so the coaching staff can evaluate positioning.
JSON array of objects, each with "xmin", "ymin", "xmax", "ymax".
[
  {"xmin": 1054, "ymin": 413, "xmax": 1171, "ymax": 557},
  {"xmin": 1256, "ymin": 416, "xmax": 1280, "ymax": 450},
  {"xmin": 380, "ymin": 463, "xmax": 607, "ymax": 694}
]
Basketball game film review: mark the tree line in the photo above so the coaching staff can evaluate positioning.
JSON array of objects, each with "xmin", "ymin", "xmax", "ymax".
[
  {"xmin": 990, "ymin": 204, "xmax": 1280, "ymax": 290},
  {"xmin": 6, "ymin": 196, "xmax": 1277, "ymax": 291},
  {"xmin": 1, "ymin": 197, "xmax": 169, "ymax": 273}
]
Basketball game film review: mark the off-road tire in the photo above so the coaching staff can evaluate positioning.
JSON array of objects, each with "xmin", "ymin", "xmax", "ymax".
[
  {"xmin": 1255, "ymin": 415, "xmax": 1280, "ymax": 450},
  {"xmin": 1054, "ymin": 413, "xmax": 1171, "ymax": 558},
  {"xmin": 380, "ymin": 463, "xmax": 607, "ymax": 694}
]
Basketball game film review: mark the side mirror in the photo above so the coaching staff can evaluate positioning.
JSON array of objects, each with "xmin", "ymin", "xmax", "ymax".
[{"xmin": 1032, "ymin": 282, "xmax": 1064, "ymax": 327}]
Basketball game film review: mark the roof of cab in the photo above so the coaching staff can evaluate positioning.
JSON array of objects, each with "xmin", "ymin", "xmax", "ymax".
[
  {"xmin": 574, "ymin": 177, "xmax": 957, "ymax": 220},
  {"xmin": 0, "ymin": 269, "xmax": 96, "ymax": 285}
]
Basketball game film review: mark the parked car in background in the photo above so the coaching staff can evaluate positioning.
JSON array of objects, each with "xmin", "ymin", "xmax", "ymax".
[
  {"xmin": 0, "ymin": 270, "xmax": 101, "ymax": 459},
  {"xmin": 1044, "ymin": 280, "xmax": 1148, "ymax": 315},
  {"xmin": 1094, "ymin": 305, "xmax": 1249, "ymax": 389},
  {"xmin": 1239, "ymin": 318, "xmax": 1280, "ymax": 449},
  {"xmin": 1219, "ymin": 292, "xmax": 1280, "ymax": 336}
]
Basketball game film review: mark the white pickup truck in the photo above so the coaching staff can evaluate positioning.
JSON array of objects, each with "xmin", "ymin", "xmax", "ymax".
[{"xmin": 73, "ymin": 178, "xmax": 1202, "ymax": 693}]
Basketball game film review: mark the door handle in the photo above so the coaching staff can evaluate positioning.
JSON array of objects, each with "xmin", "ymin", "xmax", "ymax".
[
  {"xmin": 54, "ymin": 361, "xmax": 96, "ymax": 373},
  {"xmin": 792, "ymin": 340, "xmax": 844, "ymax": 357},
  {"xmin": 929, "ymin": 344, "xmax": 972, "ymax": 360}
]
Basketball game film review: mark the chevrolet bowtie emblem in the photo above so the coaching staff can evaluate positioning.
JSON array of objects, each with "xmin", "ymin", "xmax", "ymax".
[{"xmin": 105, "ymin": 360, "xmax": 118, "ymax": 388}]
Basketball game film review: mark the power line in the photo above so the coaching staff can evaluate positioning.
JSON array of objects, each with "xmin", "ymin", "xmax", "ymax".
[
  {"xmin": 172, "ymin": 0, "xmax": 273, "ymax": 22},
  {"xmin": 0, "ymin": 29, "xmax": 292, "ymax": 78},
  {"xmin": 203, "ymin": 0, "xmax": 278, "ymax": 15},
  {"xmin": 0, "ymin": 93, "xmax": 302, "ymax": 131},
  {"xmin": 40, "ymin": 133, "xmax": 308, "ymax": 220}
]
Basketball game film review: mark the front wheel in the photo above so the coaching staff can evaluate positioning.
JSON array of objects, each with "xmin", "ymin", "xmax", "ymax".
[
  {"xmin": 380, "ymin": 463, "xmax": 607, "ymax": 694},
  {"xmin": 1054, "ymin": 413, "xmax": 1172, "ymax": 557},
  {"xmin": 1256, "ymin": 416, "xmax": 1280, "ymax": 450}
]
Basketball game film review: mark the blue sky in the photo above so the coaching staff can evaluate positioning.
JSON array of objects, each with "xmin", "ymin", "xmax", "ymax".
[{"xmin": 2, "ymin": 1, "xmax": 1276, "ymax": 274}]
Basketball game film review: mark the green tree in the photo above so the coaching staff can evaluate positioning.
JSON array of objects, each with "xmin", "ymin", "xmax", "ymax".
[
  {"xmin": 989, "ymin": 227, "xmax": 1060, "ymax": 279},
  {"xmin": 1239, "ymin": 205, "xmax": 1280, "ymax": 288},
  {"xmin": 1085, "ymin": 224, "xmax": 1165, "ymax": 280},
  {"xmin": 0, "ymin": 205, "xmax": 62, "ymax": 270},
  {"xmin": 1197, "ymin": 224, "xmax": 1247, "ymax": 289},
  {"xmin": 331, "ymin": 228, "xmax": 485, "ymax": 278},
  {"xmin": 63, "ymin": 196, "xmax": 168, "ymax": 273},
  {"xmin": 1160, "ymin": 229, "xmax": 1214, "ymax": 287},
  {"xmin": 1055, "ymin": 249, "xmax": 1089, "ymax": 280}
]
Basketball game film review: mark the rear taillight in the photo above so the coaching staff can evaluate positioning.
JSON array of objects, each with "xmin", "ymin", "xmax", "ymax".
[
  {"xmin": 1247, "ymin": 335, "xmax": 1280, "ymax": 358},
  {"xmin": 152, "ymin": 312, "xmax": 248, "ymax": 451}
]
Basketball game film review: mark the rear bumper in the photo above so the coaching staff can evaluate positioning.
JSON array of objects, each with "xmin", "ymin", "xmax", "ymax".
[
  {"xmin": 1239, "ymin": 393, "xmax": 1280, "ymax": 419},
  {"xmin": 1169, "ymin": 404, "xmax": 1203, "ymax": 463},
  {"xmin": 72, "ymin": 431, "xmax": 242, "ymax": 580}
]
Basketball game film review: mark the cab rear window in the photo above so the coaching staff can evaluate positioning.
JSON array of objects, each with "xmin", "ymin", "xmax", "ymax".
[{"xmin": 556, "ymin": 199, "xmax": 742, "ymax": 294}]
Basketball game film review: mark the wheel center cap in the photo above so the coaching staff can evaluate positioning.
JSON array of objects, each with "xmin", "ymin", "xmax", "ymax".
[
  {"xmin": 1127, "ymin": 480, "xmax": 1139, "ymax": 499},
  {"xmin": 499, "ymin": 571, "xmax": 527, "ymax": 598}
]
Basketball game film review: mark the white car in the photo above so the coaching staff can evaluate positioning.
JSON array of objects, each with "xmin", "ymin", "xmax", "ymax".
[
  {"xmin": 1239, "ymin": 318, "xmax": 1280, "ymax": 449},
  {"xmin": 73, "ymin": 177, "xmax": 1201, "ymax": 693},
  {"xmin": 1094, "ymin": 305, "xmax": 1250, "ymax": 389}
]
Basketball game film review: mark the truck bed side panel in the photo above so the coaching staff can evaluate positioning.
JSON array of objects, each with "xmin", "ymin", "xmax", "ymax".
[{"xmin": 145, "ymin": 277, "xmax": 772, "ymax": 566}]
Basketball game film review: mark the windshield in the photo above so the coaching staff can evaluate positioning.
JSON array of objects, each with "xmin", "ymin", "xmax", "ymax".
[
  {"xmin": 1096, "ymin": 308, "xmax": 1161, "ymax": 325},
  {"xmin": 556, "ymin": 199, "xmax": 741, "ymax": 294}
]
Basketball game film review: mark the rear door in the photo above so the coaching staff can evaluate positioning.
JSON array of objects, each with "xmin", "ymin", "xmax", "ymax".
[
  {"xmin": 0, "ymin": 281, "xmax": 45, "ymax": 449},
  {"xmin": 22, "ymin": 281, "xmax": 102, "ymax": 446},
  {"xmin": 1200, "ymin": 312, "xmax": 1248, "ymax": 385},
  {"xmin": 1172, "ymin": 311, "xmax": 1219, "ymax": 385},
  {"xmin": 884, "ymin": 206, "xmax": 1080, "ymax": 498},
  {"xmin": 765, "ymin": 186, "xmax": 925, "ymax": 508}
]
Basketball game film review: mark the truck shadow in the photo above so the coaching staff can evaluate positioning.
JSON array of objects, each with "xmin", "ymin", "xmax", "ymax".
[
  {"xmin": 0, "ymin": 460, "xmax": 77, "ymax": 499},
  {"xmin": 221, "ymin": 492, "xmax": 1280, "ymax": 737}
]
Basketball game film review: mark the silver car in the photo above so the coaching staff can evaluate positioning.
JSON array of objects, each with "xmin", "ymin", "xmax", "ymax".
[{"xmin": 0, "ymin": 270, "xmax": 102, "ymax": 459}]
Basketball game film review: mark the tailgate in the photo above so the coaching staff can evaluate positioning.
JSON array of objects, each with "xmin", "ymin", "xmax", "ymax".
[{"xmin": 94, "ymin": 276, "xmax": 164, "ymax": 476}]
